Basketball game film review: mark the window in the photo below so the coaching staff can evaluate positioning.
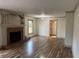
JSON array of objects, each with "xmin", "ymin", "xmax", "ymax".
[{"xmin": 28, "ymin": 20, "xmax": 33, "ymax": 34}]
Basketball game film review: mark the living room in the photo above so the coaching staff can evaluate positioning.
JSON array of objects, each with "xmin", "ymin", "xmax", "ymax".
[{"xmin": 0, "ymin": 0, "xmax": 79, "ymax": 58}]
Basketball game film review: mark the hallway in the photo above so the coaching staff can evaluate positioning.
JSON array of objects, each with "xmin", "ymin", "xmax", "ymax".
[{"xmin": 0, "ymin": 36, "xmax": 72, "ymax": 58}]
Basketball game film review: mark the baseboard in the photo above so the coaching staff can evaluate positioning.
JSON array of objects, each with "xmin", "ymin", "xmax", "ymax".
[
  {"xmin": 64, "ymin": 45, "xmax": 72, "ymax": 48},
  {"xmin": 38, "ymin": 35, "xmax": 50, "ymax": 37},
  {"xmin": 26, "ymin": 34, "xmax": 38, "ymax": 39}
]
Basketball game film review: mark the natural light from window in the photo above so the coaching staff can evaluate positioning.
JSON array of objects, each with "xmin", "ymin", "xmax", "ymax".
[{"xmin": 28, "ymin": 20, "xmax": 33, "ymax": 34}]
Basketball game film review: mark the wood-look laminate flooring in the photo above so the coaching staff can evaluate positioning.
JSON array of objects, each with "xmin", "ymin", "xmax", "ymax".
[{"xmin": 0, "ymin": 36, "xmax": 72, "ymax": 58}]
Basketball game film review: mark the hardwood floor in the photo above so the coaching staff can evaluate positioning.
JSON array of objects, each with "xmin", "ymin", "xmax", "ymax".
[{"xmin": 0, "ymin": 36, "xmax": 72, "ymax": 58}]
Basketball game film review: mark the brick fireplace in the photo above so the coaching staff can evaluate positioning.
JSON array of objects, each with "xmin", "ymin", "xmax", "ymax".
[{"xmin": 7, "ymin": 27, "xmax": 23, "ymax": 44}]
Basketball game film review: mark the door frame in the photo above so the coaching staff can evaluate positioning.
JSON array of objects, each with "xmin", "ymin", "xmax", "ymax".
[{"xmin": 49, "ymin": 19, "xmax": 57, "ymax": 38}]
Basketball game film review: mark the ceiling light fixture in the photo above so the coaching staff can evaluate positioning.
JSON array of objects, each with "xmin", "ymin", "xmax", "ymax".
[{"xmin": 30, "ymin": 12, "xmax": 53, "ymax": 18}]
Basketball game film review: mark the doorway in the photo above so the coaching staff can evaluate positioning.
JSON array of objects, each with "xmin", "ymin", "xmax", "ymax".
[{"xmin": 49, "ymin": 20, "xmax": 57, "ymax": 38}]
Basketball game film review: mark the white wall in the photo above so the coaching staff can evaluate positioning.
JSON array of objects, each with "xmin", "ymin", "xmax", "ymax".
[
  {"xmin": 73, "ymin": 5, "xmax": 79, "ymax": 58},
  {"xmin": 6, "ymin": 15, "xmax": 21, "ymax": 25},
  {"xmin": 38, "ymin": 17, "xmax": 50, "ymax": 36},
  {"xmin": 24, "ymin": 16, "xmax": 66, "ymax": 38},
  {"xmin": 65, "ymin": 12, "xmax": 74, "ymax": 48},
  {"xmin": 33, "ymin": 19, "xmax": 38, "ymax": 34},
  {"xmin": 37, "ymin": 17, "xmax": 66, "ymax": 37},
  {"xmin": 57, "ymin": 18, "xmax": 66, "ymax": 39},
  {"xmin": 24, "ymin": 17, "xmax": 28, "ymax": 37}
]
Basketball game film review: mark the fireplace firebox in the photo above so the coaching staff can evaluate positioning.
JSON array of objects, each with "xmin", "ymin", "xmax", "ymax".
[
  {"xmin": 7, "ymin": 27, "xmax": 23, "ymax": 44},
  {"xmin": 10, "ymin": 31, "xmax": 21, "ymax": 43}
]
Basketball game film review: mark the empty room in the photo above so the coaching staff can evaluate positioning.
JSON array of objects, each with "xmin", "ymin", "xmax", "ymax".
[{"xmin": 0, "ymin": 0, "xmax": 79, "ymax": 58}]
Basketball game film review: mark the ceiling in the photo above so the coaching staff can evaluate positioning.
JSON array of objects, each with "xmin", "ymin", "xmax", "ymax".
[{"xmin": 0, "ymin": 0, "xmax": 78, "ymax": 16}]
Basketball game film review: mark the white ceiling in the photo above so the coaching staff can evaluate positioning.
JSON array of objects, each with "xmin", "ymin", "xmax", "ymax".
[{"xmin": 0, "ymin": 0, "xmax": 78, "ymax": 16}]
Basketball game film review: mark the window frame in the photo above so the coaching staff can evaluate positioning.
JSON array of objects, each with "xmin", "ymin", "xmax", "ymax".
[{"xmin": 27, "ymin": 19, "xmax": 34, "ymax": 34}]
